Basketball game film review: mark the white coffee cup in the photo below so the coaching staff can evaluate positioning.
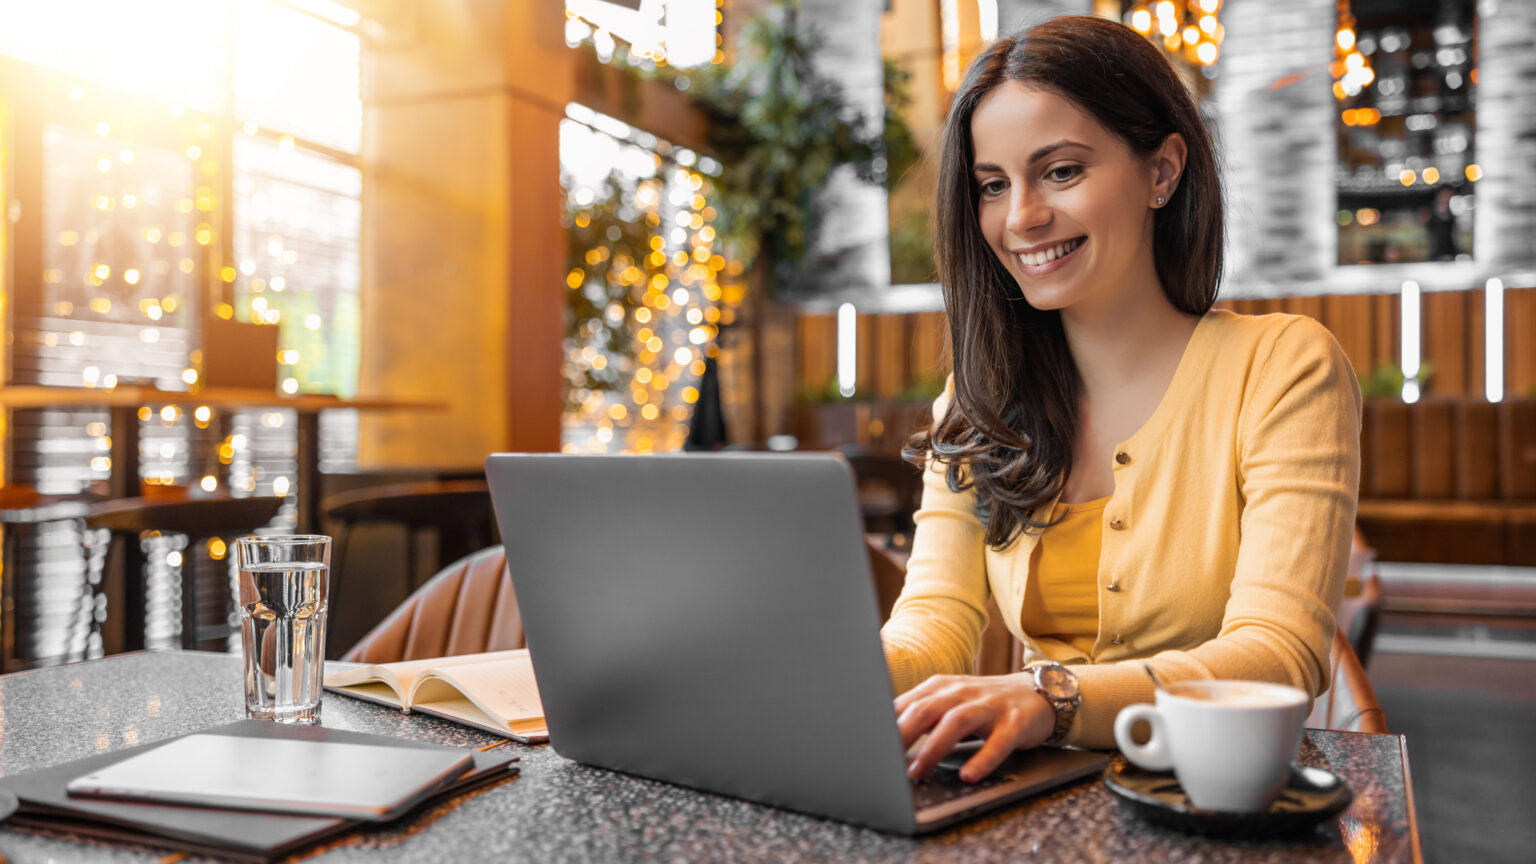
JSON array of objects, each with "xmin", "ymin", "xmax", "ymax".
[{"xmin": 1113, "ymin": 680, "xmax": 1311, "ymax": 813}]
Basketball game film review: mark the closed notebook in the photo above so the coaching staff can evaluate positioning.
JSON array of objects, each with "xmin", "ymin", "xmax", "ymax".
[
  {"xmin": 66, "ymin": 733, "xmax": 473, "ymax": 821},
  {"xmin": 0, "ymin": 720, "xmax": 518, "ymax": 863},
  {"xmin": 324, "ymin": 649, "xmax": 548, "ymax": 743}
]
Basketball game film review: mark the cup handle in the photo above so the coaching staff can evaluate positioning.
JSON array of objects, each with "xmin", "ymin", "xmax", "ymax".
[{"xmin": 1114, "ymin": 704, "xmax": 1173, "ymax": 771}]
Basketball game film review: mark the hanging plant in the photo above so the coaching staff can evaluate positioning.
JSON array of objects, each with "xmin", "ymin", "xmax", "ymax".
[{"xmin": 610, "ymin": 1, "xmax": 916, "ymax": 294}]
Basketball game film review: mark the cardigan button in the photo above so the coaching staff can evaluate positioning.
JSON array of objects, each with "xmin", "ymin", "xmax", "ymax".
[
  {"xmin": 1106, "ymin": 583, "xmax": 1121, "ymax": 592},
  {"xmin": 1109, "ymin": 518, "xmax": 1125, "ymax": 530},
  {"xmin": 1110, "ymin": 635, "xmax": 1125, "ymax": 645},
  {"xmin": 1115, "ymin": 451, "xmax": 1131, "ymax": 465}
]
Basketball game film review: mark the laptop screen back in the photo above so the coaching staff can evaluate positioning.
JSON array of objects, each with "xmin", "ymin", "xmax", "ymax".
[{"xmin": 485, "ymin": 453, "xmax": 918, "ymax": 833}]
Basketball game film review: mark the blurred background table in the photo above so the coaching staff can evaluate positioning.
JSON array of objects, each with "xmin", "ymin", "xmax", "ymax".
[
  {"xmin": 0, "ymin": 385, "xmax": 444, "ymax": 532},
  {"xmin": 0, "ymin": 651, "xmax": 1422, "ymax": 863}
]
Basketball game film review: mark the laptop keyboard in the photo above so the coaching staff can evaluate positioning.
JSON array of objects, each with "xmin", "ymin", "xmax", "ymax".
[{"xmin": 909, "ymin": 751, "xmax": 1033, "ymax": 809}]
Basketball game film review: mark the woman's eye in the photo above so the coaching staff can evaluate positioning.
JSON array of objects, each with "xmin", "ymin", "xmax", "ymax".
[
  {"xmin": 1047, "ymin": 165, "xmax": 1081, "ymax": 183},
  {"xmin": 979, "ymin": 179, "xmax": 1007, "ymax": 196}
]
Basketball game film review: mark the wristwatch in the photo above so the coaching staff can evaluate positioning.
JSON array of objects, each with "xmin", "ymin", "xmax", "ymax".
[{"xmin": 1028, "ymin": 662, "xmax": 1082, "ymax": 746}]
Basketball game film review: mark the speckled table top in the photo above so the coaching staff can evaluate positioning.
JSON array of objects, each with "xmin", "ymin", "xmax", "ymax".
[{"xmin": 0, "ymin": 651, "xmax": 1422, "ymax": 863}]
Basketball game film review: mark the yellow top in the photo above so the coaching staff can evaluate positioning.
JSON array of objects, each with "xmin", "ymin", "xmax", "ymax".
[
  {"xmin": 880, "ymin": 310, "xmax": 1362, "ymax": 748},
  {"xmin": 1022, "ymin": 498, "xmax": 1108, "ymax": 658}
]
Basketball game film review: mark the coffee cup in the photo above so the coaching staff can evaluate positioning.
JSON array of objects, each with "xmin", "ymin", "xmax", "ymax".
[{"xmin": 1113, "ymin": 679, "xmax": 1311, "ymax": 813}]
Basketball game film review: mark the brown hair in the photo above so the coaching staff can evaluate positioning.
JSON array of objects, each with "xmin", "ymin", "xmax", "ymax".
[{"xmin": 905, "ymin": 16, "xmax": 1224, "ymax": 549}]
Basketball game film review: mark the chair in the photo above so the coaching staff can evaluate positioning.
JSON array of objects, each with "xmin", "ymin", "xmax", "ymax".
[
  {"xmin": 86, "ymin": 495, "xmax": 284, "ymax": 651},
  {"xmin": 836, "ymin": 447, "xmax": 922, "ymax": 546},
  {"xmin": 320, "ymin": 480, "xmax": 495, "ymax": 614},
  {"xmin": 0, "ymin": 486, "xmax": 98, "ymax": 671},
  {"xmin": 344, "ymin": 545, "xmax": 524, "ymax": 664},
  {"xmin": 1339, "ymin": 527, "xmax": 1384, "ymax": 668},
  {"xmin": 347, "ymin": 537, "xmax": 917, "ymax": 665},
  {"xmin": 1307, "ymin": 628, "xmax": 1389, "ymax": 734}
]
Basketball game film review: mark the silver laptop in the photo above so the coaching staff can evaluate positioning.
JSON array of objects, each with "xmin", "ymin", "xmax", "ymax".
[{"xmin": 484, "ymin": 453, "xmax": 1106, "ymax": 834}]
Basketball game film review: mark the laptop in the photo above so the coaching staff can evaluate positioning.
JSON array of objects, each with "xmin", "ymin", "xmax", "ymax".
[{"xmin": 484, "ymin": 453, "xmax": 1107, "ymax": 834}]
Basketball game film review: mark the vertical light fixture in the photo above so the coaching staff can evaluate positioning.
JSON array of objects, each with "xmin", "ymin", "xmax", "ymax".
[
  {"xmin": 837, "ymin": 302, "xmax": 857, "ymax": 398},
  {"xmin": 1486, "ymin": 277, "xmax": 1504, "ymax": 403},
  {"xmin": 940, "ymin": 0, "xmax": 960, "ymax": 91},
  {"xmin": 1401, "ymin": 280, "xmax": 1421, "ymax": 403},
  {"xmin": 978, "ymin": 0, "xmax": 999, "ymax": 43}
]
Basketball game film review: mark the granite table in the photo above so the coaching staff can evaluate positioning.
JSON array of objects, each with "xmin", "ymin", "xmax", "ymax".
[{"xmin": 0, "ymin": 651, "xmax": 1423, "ymax": 863}]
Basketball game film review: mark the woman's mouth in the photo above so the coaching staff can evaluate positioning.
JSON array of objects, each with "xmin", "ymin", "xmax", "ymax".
[{"xmin": 1014, "ymin": 237, "xmax": 1085, "ymax": 277}]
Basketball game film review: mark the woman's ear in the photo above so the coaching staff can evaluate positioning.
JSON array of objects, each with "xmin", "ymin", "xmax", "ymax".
[{"xmin": 1150, "ymin": 133, "xmax": 1188, "ymax": 206}]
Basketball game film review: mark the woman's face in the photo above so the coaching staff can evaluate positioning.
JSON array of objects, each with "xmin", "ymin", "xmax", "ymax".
[{"xmin": 970, "ymin": 82, "xmax": 1180, "ymax": 315}]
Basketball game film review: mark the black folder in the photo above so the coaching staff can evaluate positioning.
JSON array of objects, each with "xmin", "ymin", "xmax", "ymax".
[{"xmin": 0, "ymin": 720, "xmax": 519, "ymax": 863}]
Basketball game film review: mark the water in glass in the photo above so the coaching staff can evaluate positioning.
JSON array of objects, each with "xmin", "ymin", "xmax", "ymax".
[{"xmin": 239, "ymin": 559, "xmax": 329, "ymax": 723}]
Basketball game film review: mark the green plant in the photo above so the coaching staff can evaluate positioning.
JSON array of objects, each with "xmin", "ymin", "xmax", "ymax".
[
  {"xmin": 620, "ymin": 2, "xmax": 912, "ymax": 293},
  {"xmin": 1358, "ymin": 362, "xmax": 1433, "ymax": 398},
  {"xmin": 897, "ymin": 374, "xmax": 946, "ymax": 403}
]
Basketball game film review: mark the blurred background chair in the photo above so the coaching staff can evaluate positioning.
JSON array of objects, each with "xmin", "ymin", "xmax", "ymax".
[
  {"xmin": 320, "ymin": 480, "xmax": 496, "ymax": 617},
  {"xmin": 837, "ymin": 446, "xmax": 922, "ymax": 549},
  {"xmin": 0, "ymin": 486, "xmax": 98, "ymax": 671},
  {"xmin": 85, "ymin": 495, "xmax": 284, "ymax": 651}
]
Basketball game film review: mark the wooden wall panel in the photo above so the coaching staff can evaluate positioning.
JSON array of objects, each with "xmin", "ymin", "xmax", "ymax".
[
  {"xmin": 1468, "ymin": 288, "xmax": 1486, "ymax": 399},
  {"xmin": 1363, "ymin": 400, "xmax": 1411, "ymax": 497},
  {"xmin": 1283, "ymin": 294, "xmax": 1325, "ymax": 322},
  {"xmin": 1323, "ymin": 293, "xmax": 1374, "ymax": 378},
  {"xmin": 873, "ymin": 314, "xmax": 908, "ymax": 399},
  {"xmin": 1371, "ymin": 292, "xmax": 1398, "ymax": 376},
  {"xmin": 855, "ymin": 314, "xmax": 877, "ymax": 396},
  {"xmin": 1409, "ymin": 402, "xmax": 1455, "ymax": 498},
  {"xmin": 1454, "ymin": 401, "xmax": 1500, "ymax": 498},
  {"xmin": 797, "ymin": 313, "xmax": 836, "ymax": 398},
  {"xmin": 797, "ymin": 286, "xmax": 1508, "ymax": 401},
  {"xmin": 911, "ymin": 312, "xmax": 948, "ymax": 385},
  {"xmin": 1423, "ymin": 290, "xmax": 1469, "ymax": 394},
  {"xmin": 1499, "ymin": 401, "xmax": 1536, "ymax": 500},
  {"xmin": 1508, "ymin": 288, "xmax": 1536, "ymax": 397}
]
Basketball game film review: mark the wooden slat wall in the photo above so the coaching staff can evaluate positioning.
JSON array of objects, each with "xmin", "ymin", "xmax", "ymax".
[
  {"xmin": 1510, "ymin": 289, "xmax": 1536, "ymax": 397},
  {"xmin": 795, "ymin": 288, "xmax": 1534, "ymax": 401},
  {"xmin": 796, "ymin": 312, "xmax": 947, "ymax": 401}
]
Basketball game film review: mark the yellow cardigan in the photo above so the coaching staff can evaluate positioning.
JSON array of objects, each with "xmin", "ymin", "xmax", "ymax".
[{"xmin": 880, "ymin": 310, "xmax": 1363, "ymax": 748}]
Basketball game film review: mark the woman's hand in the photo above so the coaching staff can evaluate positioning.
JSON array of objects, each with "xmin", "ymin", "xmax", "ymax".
[{"xmin": 894, "ymin": 672, "xmax": 1057, "ymax": 783}]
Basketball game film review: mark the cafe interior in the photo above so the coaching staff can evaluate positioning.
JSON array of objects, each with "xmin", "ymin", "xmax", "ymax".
[{"xmin": 0, "ymin": 0, "xmax": 1531, "ymax": 861}]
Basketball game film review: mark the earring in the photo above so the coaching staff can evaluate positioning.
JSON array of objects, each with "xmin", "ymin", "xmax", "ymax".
[{"xmin": 1155, "ymin": 195, "xmax": 1166, "ymax": 207}]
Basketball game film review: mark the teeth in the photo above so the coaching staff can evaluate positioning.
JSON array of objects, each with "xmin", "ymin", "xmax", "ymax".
[{"xmin": 1020, "ymin": 238, "xmax": 1081, "ymax": 267}]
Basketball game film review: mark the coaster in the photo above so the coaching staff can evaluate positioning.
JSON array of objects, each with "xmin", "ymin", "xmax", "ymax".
[{"xmin": 1102, "ymin": 762, "xmax": 1353, "ymax": 839}]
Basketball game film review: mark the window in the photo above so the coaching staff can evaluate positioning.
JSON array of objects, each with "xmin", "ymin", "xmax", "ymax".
[{"xmin": 0, "ymin": 0, "xmax": 362, "ymax": 661}]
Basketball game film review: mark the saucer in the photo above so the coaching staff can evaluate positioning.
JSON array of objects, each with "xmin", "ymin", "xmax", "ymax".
[{"xmin": 1102, "ymin": 762, "xmax": 1353, "ymax": 839}]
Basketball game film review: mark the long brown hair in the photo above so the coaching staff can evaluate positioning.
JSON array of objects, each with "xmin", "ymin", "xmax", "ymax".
[{"xmin": 905, "ymin": 16, "xmax": 1224, "ymax": 549}]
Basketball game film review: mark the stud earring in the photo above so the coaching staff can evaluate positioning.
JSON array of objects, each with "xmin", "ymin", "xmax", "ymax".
[{"xmin": 1155, "ymin": 195, "xmax": 1166, "ymax": 207}]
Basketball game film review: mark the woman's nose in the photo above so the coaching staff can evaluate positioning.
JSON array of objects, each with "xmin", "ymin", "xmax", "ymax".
[{"xmin": 1005, "ymin": 187, "xmax": 1051, "ymax": 236}]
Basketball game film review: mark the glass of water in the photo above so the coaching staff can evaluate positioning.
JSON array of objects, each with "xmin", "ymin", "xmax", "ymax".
[{"xmin": 236, "ymin": 535, "xmax": 330, "ymax": 724}]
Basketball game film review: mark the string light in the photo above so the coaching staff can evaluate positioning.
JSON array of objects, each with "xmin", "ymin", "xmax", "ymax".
[
  {"xmin": 561, "ymin": 116, "xmax": 743, "ymax": 454},
  {"xmin": 1125, "ymin": 1, "xmax": 1223, "ymax": 67}
]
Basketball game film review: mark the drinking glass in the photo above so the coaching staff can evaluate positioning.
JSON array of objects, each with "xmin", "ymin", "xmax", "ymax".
[{"xmin": 236, "ymin": 535, "xmax": 331, "ymax": 724}]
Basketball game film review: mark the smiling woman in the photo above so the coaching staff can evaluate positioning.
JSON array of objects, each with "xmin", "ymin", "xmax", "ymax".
[{"xmin": 881, "ymin": 16, "xmax": 1361, "ymax": 785}]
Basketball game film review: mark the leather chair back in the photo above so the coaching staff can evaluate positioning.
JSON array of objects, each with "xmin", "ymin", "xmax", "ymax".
[
  {"xmin": 1314, "ymin": 628, "xmax": 1389, "ymax": 733},
  {"xmin": 343, "ymin": 545, "xmax": 525, "ymax": 663}
]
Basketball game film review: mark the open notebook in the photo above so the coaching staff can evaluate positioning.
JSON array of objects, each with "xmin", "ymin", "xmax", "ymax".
[{"xmin": 323, "ymin": 650, "xmax": 547, "ymax": 743}]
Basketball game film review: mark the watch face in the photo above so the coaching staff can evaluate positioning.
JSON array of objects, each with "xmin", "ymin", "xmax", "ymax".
[{"xmin": 1037, "ymin": 665, "xmax": 1080, "ymax": 700}]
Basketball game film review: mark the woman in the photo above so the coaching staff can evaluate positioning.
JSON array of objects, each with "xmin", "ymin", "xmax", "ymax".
[{"xmin": 882, "ymin": 16, "xmax": 1361, "ymax": 783}]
